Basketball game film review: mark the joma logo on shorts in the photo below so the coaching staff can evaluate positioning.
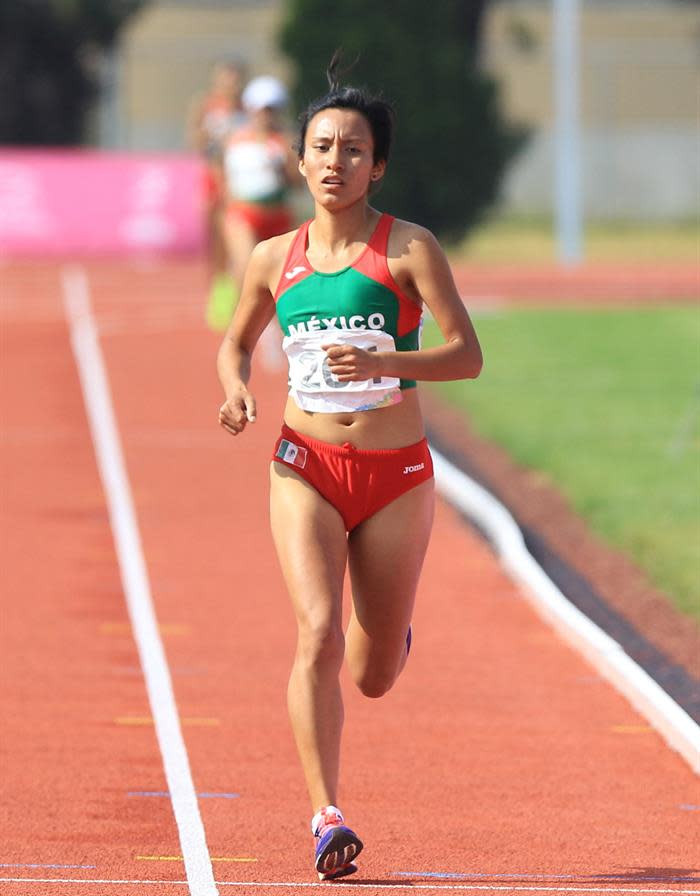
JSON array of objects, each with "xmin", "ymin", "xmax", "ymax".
[{"xmin": 403, "ymin": 462, "xmax": 425, "ymax": 474}]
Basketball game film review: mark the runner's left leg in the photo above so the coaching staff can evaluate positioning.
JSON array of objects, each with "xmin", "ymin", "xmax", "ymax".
[
  {"xmin": 345, "ymin": 479, "xmax": 435, "ymax": 698},
  {"xmin": 223, "ymin": 213, "xmax": 256, "ymax": 295}
]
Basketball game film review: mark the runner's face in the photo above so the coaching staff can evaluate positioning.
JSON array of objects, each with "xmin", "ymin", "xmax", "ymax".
[
  {"xmin": 251, "ymin": 106, "xmax": 280, "ymax": 130},
  {"xmin": 214, "ymin": 66, "xmax": 242, "ymax": 99},
  {"xmin": 300, "ymin": 108, "xmax": 385, "ymax": 208}
]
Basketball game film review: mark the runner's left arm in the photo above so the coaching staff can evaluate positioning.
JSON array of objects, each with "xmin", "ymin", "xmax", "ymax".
[{"xmin": 324, "ymin": 223, "xmax": 482, "ymax": 384}]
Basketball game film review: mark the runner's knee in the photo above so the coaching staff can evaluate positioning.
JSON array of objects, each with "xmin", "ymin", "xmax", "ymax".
[
  {"xmin": 295, "ymin": 619, "xmax": 345, "ymax": 674},
  {"xmin": 352, "ymin": 663, "xmax": 398, "ymax": 699}
]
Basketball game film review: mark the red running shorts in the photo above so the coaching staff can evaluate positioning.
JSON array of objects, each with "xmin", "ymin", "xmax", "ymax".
[{"xmin": 271, "ymin": 424, "xmax": 434, "ymax": 532}]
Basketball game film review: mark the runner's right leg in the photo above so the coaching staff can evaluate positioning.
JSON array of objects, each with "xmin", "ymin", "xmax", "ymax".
[{"xmin": 269, "ymin": 462, "xmax": 348, "ymax": 813}]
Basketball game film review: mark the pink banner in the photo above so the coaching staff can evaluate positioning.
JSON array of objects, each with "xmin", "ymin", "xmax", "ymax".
[{"xmin": 0, "ymin": 150, "xmax": 205, "ymax": 255}]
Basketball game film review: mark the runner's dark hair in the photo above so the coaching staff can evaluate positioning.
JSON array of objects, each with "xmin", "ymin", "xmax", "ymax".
[{"xmin": 296, "ymin": 49, "xmax": 395, "ymax": 163}]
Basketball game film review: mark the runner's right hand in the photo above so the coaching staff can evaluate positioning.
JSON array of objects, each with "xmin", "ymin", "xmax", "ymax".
[{"xmin": 218, "ymin": 389, "xmax": 256, "ymax": 436}]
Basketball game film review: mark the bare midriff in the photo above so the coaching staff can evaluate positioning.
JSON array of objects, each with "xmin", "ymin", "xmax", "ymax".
[{"xmin": 282, "ymin": 386, "xmax": 425, "ymax": 450}]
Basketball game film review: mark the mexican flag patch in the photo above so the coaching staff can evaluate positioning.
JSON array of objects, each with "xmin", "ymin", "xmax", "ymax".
[{"xmin": 275, "ymin": 438, "xmax": 308, "ymax": 469}]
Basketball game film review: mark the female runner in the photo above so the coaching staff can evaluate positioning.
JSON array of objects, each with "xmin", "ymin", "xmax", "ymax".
[
  {"xmin": 217, "ymin": 63, "xmax": 483, "ymax": 881},
  {"xmin": 187, "ymin": 59, "xmax": 247, "ymax": 330},
  {"xmin": 222, "ymin": 75, "xmax": 298, "ymax": 298}
]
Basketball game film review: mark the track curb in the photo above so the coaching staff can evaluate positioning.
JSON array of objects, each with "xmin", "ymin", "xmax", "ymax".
[{"xmin": 428, "ymin": 436, "xmax": 700, "ymax": 775}]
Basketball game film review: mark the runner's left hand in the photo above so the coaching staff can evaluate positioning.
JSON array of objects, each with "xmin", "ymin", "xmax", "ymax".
[{"xmin": 323, "ymin": 344, "xmax": 384, "ymax": 382}]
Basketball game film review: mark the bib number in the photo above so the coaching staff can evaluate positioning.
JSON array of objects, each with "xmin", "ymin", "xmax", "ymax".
[
  {"xmin": 284, "ymin": 329, "xmax": 398, "ymax": 395},
  {"xmin": 296, "ymin": 345, "xmax": 382, "ymax": 390}
]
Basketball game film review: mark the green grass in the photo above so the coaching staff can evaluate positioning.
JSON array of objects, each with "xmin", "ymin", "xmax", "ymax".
[
  {"xmin": 450, "ymin": 215, "xmax": 699, "ymax": 264},
  {"xmin": 424, "ymin": 307, "xmax": 700, "ymax": 620}
]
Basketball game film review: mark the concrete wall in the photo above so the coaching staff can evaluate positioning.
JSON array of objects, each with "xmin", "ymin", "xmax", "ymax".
[
  {"xmin": 114, "ymin": 0, "xmax": 289, "ymax": 151},
  {"xmin": 483, "ymin": 1, "xmax": 700, "ymax": 217}
]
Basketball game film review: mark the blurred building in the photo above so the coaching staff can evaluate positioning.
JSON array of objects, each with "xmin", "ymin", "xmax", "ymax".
[
  {"xmin": 98, "ymin": 0, "xmax": 289, "ymax": 152},
  {"xmin": 101, "ymin": 0, "xmax": 699, "ymax": 219}
]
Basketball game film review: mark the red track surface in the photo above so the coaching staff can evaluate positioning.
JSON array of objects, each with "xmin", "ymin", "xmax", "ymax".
[
  {"xmin": 451, "ymin": 261, "xmax": 698, "ymax": 305},
  {"xmin": 1, "ymin": 258, "xmax": 698, "ymax": 896}
]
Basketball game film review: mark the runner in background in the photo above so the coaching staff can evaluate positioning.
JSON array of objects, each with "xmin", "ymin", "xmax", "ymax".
[
  {"xmin": 220, "ymin": 75, "xmax": 298, "ymax": 346},
  {"xmin": 187, "ymin": 59, "xmax": 247, "ymax": 331}
]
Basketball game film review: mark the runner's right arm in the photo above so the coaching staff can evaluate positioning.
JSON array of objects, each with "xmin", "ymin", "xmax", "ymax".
[{"xmin": 216, "ymin": 239, "xmax": 279, "ymax": 435}]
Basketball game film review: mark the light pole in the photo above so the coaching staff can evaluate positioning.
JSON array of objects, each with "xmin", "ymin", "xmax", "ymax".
[{"xmin": 553, "ymin": 0, "xmax": 583, "ymax": 265}]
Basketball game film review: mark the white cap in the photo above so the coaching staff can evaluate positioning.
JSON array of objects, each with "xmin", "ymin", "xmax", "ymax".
[{"xmin": 242, "ymin": 76, "xmax": 289, "ymax": 111}]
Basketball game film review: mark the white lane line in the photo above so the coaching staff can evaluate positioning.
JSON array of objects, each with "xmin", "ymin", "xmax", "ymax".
[
  {"xmin": 1, "ymin": 877, "xmax": 699, "ymax": 894},
  {"xmin": 430, "ymin": 447, "xmax": 700, "ymax": 775},
  {"xmin": 61, "ymin": 266, "xmax": 219, "ymax": 896}
]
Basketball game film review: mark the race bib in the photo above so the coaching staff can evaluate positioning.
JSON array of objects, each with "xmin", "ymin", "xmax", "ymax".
[{"xmin": 282, "ymin": 328, "xmax": 401, "ymax": 413}]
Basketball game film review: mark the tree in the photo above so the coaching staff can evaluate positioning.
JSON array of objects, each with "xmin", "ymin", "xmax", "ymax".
[
  {"xmin": 279, "ymin": 0, "xmax": 526, "ymax": 242},
  {"xmin": 0, "ymin": 0, "xmax": 147, "ymax": 146}
]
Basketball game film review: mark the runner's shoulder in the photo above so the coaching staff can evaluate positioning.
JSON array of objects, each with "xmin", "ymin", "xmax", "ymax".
[{"xmin": 387, "ymin": 217, "xmax": 444, "ymax": 269}]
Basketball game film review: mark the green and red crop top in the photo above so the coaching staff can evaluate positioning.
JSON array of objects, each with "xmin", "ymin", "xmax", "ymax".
[{"xmin": 273, "ymin": 213, "xmax": 422, "ymax": 413}]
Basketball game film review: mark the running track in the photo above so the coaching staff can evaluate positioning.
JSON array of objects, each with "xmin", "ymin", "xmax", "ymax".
[{"xmin": 1, "ymin": 258, "xmax": 698, "ymax": 896}]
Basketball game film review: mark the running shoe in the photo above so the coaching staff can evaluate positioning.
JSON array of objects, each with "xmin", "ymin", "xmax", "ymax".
[{"xmin": 312, "ymin": 805, "xmax": 363, "ymax": 881}]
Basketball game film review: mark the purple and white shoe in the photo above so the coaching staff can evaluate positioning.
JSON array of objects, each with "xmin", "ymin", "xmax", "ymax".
[{"xmin": 312, "ymin": 805, "xmax": 363, "ymax": 881}]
